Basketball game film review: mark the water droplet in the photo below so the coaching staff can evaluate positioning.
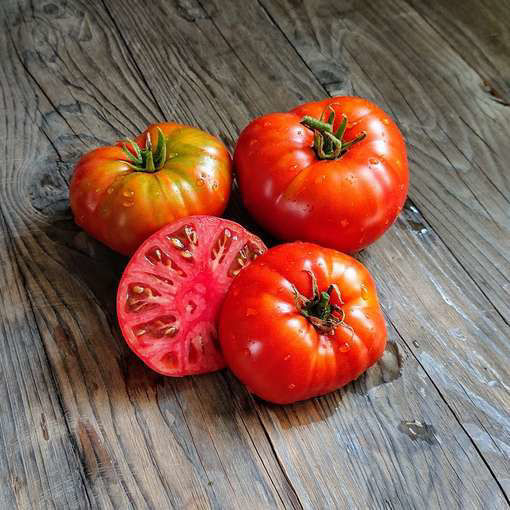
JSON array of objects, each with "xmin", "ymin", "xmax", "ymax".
[
  {"xmin": 288, "ymin": 383, "xmax": 296, "ymax": 390},
  {"xmin": 383, "ymin": 118, "xmax": 390, "ymax": 125},
  {"xmin": 123, "ymin": 189, "xmax": 134, "ymax": 197},
  {"xmin": 339, "ymin": 342, "xmax": 351, "ymax": 353},
  {"xmin": 249, "ymin": 139, "xmax": 259, "ymax": 147},
  {"xmin": 369, "ymin": 158, "xmax": 379, "ymax": 165},
  {"xmin": 340, "ymin": 219, "xmax": 349, "ymax": 228},
  {"xmin": 263, "ymin": 121, "xmax": 272, "ymax": 128},
  {"xmin": 360, "ymin": 285, "xmax": 369, "ymax": 300},
  {"xmin": 123, "ymin": 200, "xmax": 134, "ymax": 208},
  {"xmin": 284, "ymin": 354, "xmax": 291, "ymax": 361},
  {"xmin": 290, "ymin": 164, "xmax": 298, "ymax": 170},
  {"xmin": 107, "ymin": 187, "xmax": 114, "ymax": 194},
  {"xmin": 196, "ymin": 178, "xmax": 205, "ymax": 187}
]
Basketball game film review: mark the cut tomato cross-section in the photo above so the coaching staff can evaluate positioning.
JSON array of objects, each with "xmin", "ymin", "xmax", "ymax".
[{"xmin": 117, "ymin": 215, "xmax": 267, "ymax": 376}]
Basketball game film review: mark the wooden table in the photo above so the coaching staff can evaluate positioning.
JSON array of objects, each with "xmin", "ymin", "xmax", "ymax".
[{"xmin": 1, "ymin": 0, "xmax": 509, "ymax": 508}]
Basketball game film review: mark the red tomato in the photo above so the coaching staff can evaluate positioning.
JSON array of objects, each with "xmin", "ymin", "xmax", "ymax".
[
  {"xmin": 117, "ymin": 216, "xmax": 266, "ymax": 376},
  {"xmin": 70, "ymin": 123, "xmax": 232, "ymax": 255},
  {"xmin": 219, "ymin": 242, "xmax": 387, "ymax": 403},
  {"xmin": 234, "ymin": 96, "xmax": 409, "ymax": 253}
]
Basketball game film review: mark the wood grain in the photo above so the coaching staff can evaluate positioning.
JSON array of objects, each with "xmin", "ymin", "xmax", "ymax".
[{"xmin": 1, "ymin": 0, "xmax": 509, "ymax": 508}]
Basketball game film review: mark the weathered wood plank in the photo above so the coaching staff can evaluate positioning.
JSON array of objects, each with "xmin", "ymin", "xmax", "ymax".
[
  {"xmin": 404, "ymin": 0, "xmax": 510, "ymax": 105},
  {"xmin": 260, "ymin": 0, "xmax": 510, "ymax": 324},
  {"xmin": 2, "ymin": 0, "xmax": 510, "ymax": 508},
  {"xmin": 1, "ymin": 0, "xmax": 298, "ymax": 508},
  {"xmin": 99, "ymin": 0, "xmax": 510, "ymax": 506}
]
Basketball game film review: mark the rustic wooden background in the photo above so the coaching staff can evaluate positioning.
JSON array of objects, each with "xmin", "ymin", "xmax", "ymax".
[{"xmin": 1, "ymin": 0, "xmax": 509, "ymax": 508}]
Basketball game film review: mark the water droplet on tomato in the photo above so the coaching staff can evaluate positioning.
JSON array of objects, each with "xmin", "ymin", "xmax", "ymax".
[
  {"xmin": 196, "ymin": 178, "xmax": 205, "ymax": 187},
  {"xmin": 123, "ymin": 200, "xmax": 134, "ymax": 208},
  {"xmin": 360, "ymin": 285, "xmax": 369, "ymax": 300},
  {"xmin": 288, "ymin": 383, "xmax": 296, "ymax": 390},
  {"xmin": 212, "ymin": 181, "xmax": 218, "ymax": 190},
  {"xmin": 340, "ymin": 219, "xmax": 349, "ymax": 228},
  {"xmin": 284, "ymin": 354, "xmax": 291, "ymax": 361},
  {"xmin": 263, "ymin": 121, "xmax": 272, "ymax": 128},
  {"xmin": 369, "ymin": 158, "xmax": 379, "ymax": 165},
  {"xmin": 339, "ymin": 342, "xmax": 351, "ymax": 353},
  {"xmin": 123, "ymin": 189, "xmax": 134, "ymax": 197},
  {"xmin": 107, "ymin": 187, "xmax": 114, "ymax": 194}
]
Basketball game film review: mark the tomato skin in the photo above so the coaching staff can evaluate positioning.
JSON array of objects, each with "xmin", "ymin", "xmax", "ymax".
[
  {"xmin": 70, "ymin": 123, "xmax": 232, "ymax": 255},
  {"xmin": 234, "ymin": 97, "xmax": 409, "ymax": 253},
  {"xmin": 219, "ymin": 242, "xmax": 387, "ymax": 404}
]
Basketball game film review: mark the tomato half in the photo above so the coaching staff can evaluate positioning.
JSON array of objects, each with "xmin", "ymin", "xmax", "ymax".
[
  {"xmin": 219, "ymin": 242, "xmax": 387, "ymax": 404},
  {"xmin": 234, "ymin": 96, "xmax": 409, "ymax": 253},
  {"xmin": 71, "ymin": 123, "xmax": 232, "ymax": 255},
  {"xmin": 117, "ymin": 216, "xmax": 266, "ymax": 376}
]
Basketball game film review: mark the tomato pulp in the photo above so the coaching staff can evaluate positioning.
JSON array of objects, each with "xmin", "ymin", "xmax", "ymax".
[
  {"xmin": 219, "ymin": 242, "xmax": 387, "ymax": 403},
  {"xmin": 117, "ymin": 216, "xmax": 266, "ymax": 376},
  {"xmin": 234, "ymin": 96, "xmax": 409, "ymax": 253}
]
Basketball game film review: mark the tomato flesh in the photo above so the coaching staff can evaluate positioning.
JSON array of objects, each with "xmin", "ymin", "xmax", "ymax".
[{"xmin": 117, "ymin": 216, "xmax": 266, "ymax": 376}]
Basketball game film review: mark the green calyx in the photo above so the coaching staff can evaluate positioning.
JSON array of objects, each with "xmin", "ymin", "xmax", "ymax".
[
  {"xmin": 301, "ymin": 106, "xmax": 367, "ymax": 160},
  {"xmin": 292, "ymin": 270, "xmax": 347, "ymax": 336},
  {"xmin": 121, "ymin": 127, "xmax": 167, "ymax": 173}
]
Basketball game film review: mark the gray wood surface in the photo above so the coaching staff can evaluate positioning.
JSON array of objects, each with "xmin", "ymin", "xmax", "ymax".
[{"xmin": 0, "ymin": 0, "xmax": 509, "ymax": 508}]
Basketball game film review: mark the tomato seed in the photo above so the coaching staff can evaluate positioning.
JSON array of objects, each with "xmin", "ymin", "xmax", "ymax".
[
  {"xmin": 181, "ymin": 250, "xmax": 193, "ymax": 259},
  {"xmin": 132, "ymin": 285, "xmax": 145, "ymax": 294},
  {"xmin": 170, "ymin": 237, "xmax": 185, "ymax": 249}
]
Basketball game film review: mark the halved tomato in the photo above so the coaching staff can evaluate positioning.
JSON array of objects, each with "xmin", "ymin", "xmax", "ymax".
[{"xmin": 117, "ymin": 216, "xmax": 266, "ymax": 376}]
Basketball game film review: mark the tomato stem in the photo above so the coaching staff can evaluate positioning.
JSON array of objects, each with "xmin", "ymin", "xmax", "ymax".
[
  {"xmin": 291, "ymin": 270, "xmax": 350, "ymax": 336},
  {"xmin": 301, "ymin": 107, "xmax": 366, "ymax": 160},
  {"xmin": 120, "ymin": 127, "xmax": 167, "ymax": 173}
]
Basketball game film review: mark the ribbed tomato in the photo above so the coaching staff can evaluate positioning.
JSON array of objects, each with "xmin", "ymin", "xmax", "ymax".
[
  {"xmin": 219, "ymin": 242, "xmax": 387, "ymax": 404},
  {"xmin": 70, "ymin": 123, "xmax": 232, "ymax": 255},
  {"xmin": 117, "ymin": 216, "xmax": 266, "ymax": 376},
  {"xmin": 234, "ymin": 96, "xmax": 409, "ymax": 253}
]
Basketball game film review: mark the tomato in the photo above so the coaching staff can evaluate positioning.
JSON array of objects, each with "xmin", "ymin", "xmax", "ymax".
[
  {"xmin": 117, "ymin": 216, "xmax": 266, "ymax": 376},
  {"xmin": 234, "ymin": 96, "xmax": 409, "ymax": 253},
  {"xmin": 219, "ymin": 242, "xmax": 387, "ymax": 404},
  {"xmin": 71, "ymin": 123, "xmax": 232, "ymax": 255}
]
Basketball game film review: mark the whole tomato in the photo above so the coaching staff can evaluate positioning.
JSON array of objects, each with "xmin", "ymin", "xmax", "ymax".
[
  {"xmin": 70, "ymin": 123, "xmax": 232, "ymax": 255},
  {"xmin": 219, "ymin": 242, "xmax": 387, "ymax": 404},
  {"xmin": 234, "ymin": 96, "xmax": 409, "ymax": 253}
]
